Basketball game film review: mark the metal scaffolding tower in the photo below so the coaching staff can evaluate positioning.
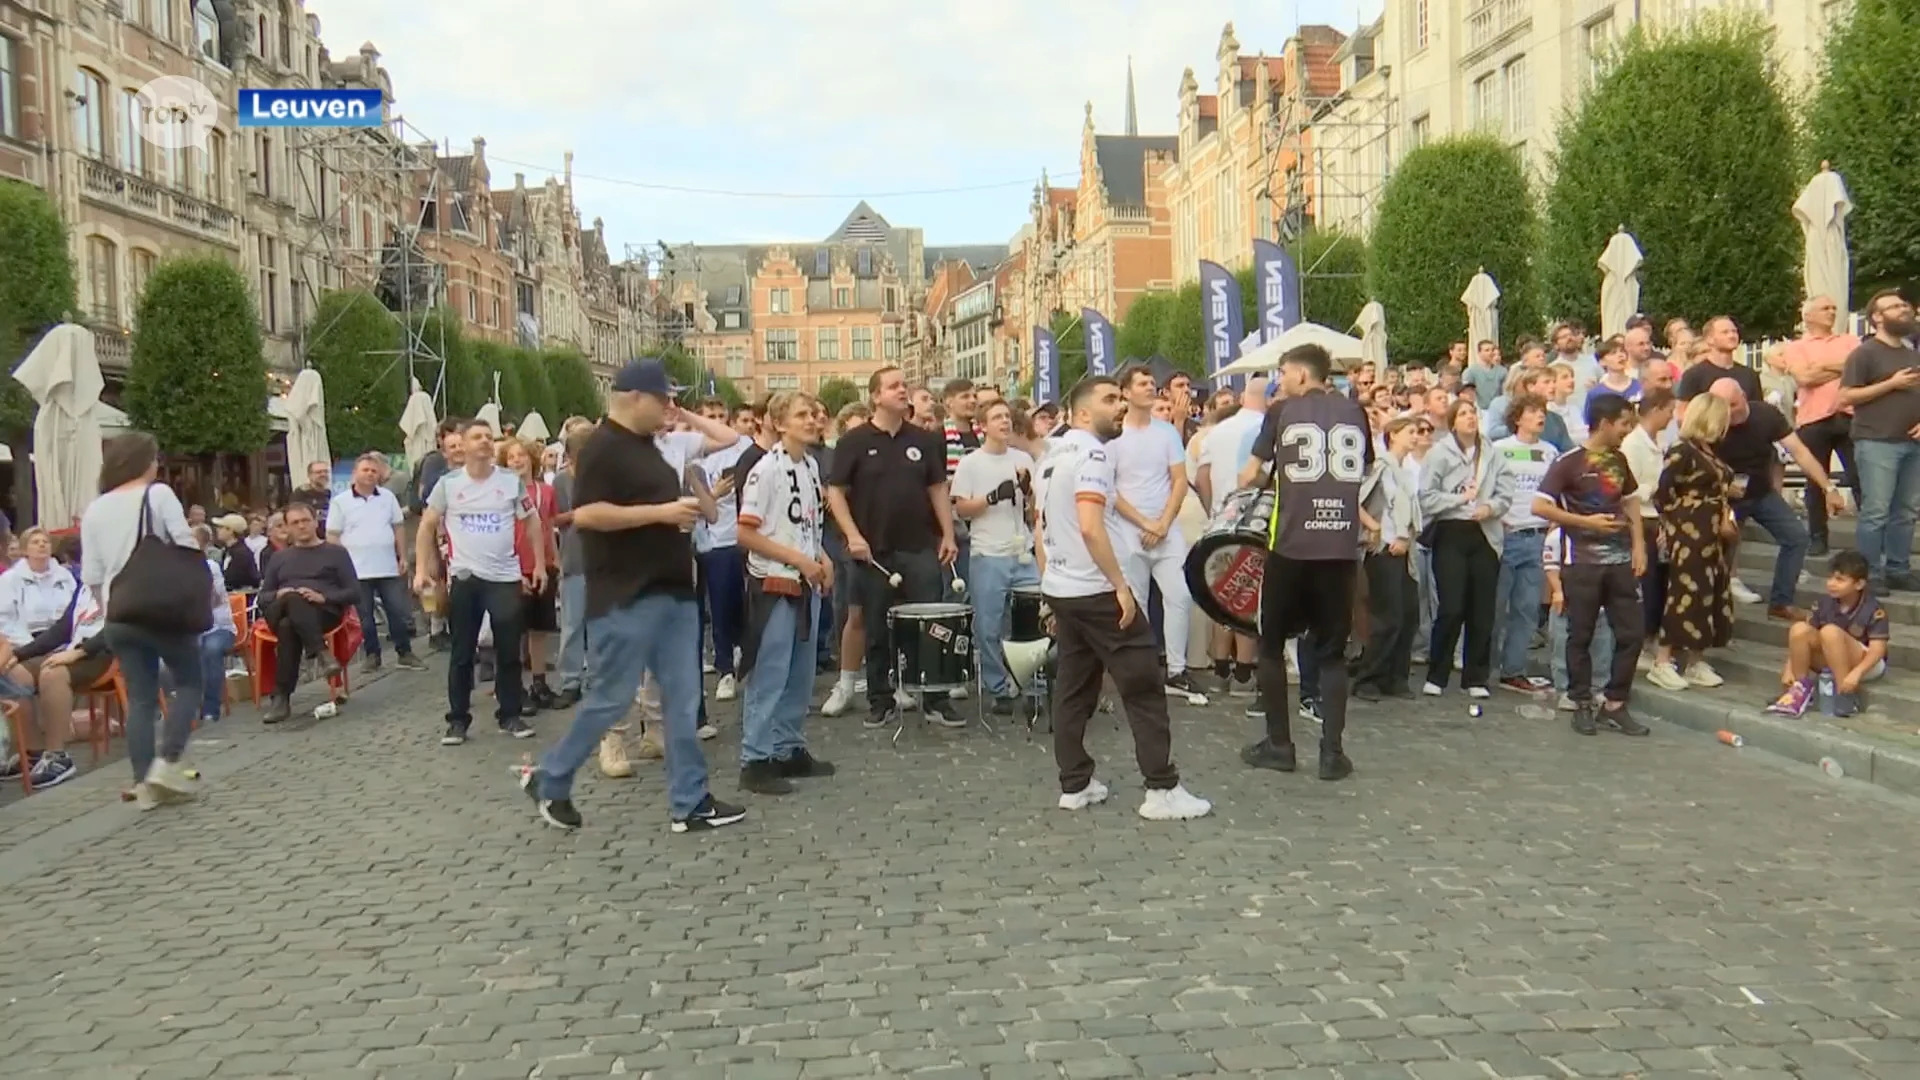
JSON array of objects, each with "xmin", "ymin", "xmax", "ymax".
[{"xmin": 1258, "ymin": 79, "xmax": 1395, "ymax": 287}]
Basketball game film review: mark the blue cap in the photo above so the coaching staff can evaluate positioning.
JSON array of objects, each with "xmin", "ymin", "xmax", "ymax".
[{"xmin": 612, "ymin": 359, "xmax": 682, "ymax": 399}]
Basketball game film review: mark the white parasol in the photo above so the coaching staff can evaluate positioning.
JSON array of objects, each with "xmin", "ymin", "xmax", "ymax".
[
  {"xmin": 398, "ymin": 377, "xmax": 437, "ymax": 466},
  {"xmin": 1598, "ymin": 228, "xmax": 1644, "ymax": 338},
  {"xmin": 474, "ymin": 402, "xmax": 502, "ymax": 435},
  {"xmin": 284, "ymin": 368, "xmax": 330, "ymax": 473},
  {"xmin": 1794, "ymin": 162, "xmax": 1853, "ymax": 313},
  {"xmin": 517, "ymin": 411, "xmax": 551, "ymax": 443},
  {"xmin": 1217, "ymin": 322, "xmax": 1368, "ymax": 377},
  {"xmin": 1352, "ymin": 301, "xmax": 1388, "ymax": 368},
  {"xmin": 10, "ymin": 324, "xmax": 105, "ymax": 528},
  {"xmin": 1461, "ymin": 269, "xmax": 1501, "ymax": 349}
]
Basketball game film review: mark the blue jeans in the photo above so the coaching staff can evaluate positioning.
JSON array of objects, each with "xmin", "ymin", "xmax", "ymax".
[
  {"xmin": 198, "ymin": 628, "xmax": 235, "ymax": 718},
  {"xmin": 969, "ymin": 551, "xmax": 1040, "ymax": 697},
  {"xmin": 1495, "ymin": 529, "xmax": 1546, "ymax": 679},
  {"xmin": 740, "ymin": 593, "xmax": 817, "ymax": 766},
  {"xmin": 538, "ymin": 593, "xmax": 709, "ymax": 816},
  {"xmin": 103, "ymin": 622, "xmax": 201, "ymax": 784},
  {"xmin": 697, "ymin": 546, "xmax": 746, "ymax": 676},
  {"xmin": 1733, "ymin": 490, "xmax": 1808, "ymax": 607},
  {"xmin": 1855, "ymin": 439, "xmax": 1920, "ymax": 580},
  {"xmin": 556, "ymin": 574, "xmax": 587, "ymax": 692},
  {"xmin": 1549, "ymin": 607, "xmax": 1612, "ymax": 697},
  {"xmin": 355, "ymin": 575, "xmax": 414, "ymax": 660}
]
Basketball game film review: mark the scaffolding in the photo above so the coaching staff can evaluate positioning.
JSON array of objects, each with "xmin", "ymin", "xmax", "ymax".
[
  {"xmin": 286, "ymin": 114, "xmax": 453, "ymax": 409},
  {"xmin": 624, "ymin": 240, "xmax": 705, "ymax": 354},
  {"xmin": 1258, "ymin": 74, "xmax": 1396, "ymax": 290}
]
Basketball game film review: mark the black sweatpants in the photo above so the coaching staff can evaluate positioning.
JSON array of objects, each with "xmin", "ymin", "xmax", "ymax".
[
  {"xmin": 1426, "ymin": 521, "xmax": 1499, "ymax": 690},
  {"xmin": 1354, "ymin": 550, "xmax": 1417, "ymax": 695},
  {"xmin": 854, "ymin": 548, "xmax": 948, "ymax": 716},
  {"xmin": 264, "ymin": 592, "xmax": 343, "ymax": 698},
  {"xmin": 1047, "ymin": 592, "xmax": 1178, "ymax": 794},
  {"xmin": 1563, "ymin": 562, "xmax": 1645, "ymax": 706},
  {"xmin": 1796, "ymin": 412, "xmax": 1858, "ymax": 545}
]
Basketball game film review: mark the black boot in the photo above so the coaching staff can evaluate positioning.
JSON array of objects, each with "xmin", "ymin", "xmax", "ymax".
[
  {"xmin": 1318, "ymin": 745, "xmax": 1353, "ymax": 781},
  {"xmin": 740, "ymin": 760, "xmax": 794, "ymax": 795}
]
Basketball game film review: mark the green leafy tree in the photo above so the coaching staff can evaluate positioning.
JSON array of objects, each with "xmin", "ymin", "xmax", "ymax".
[
  {"xmin": 513, "ymin": 347, "xmax": 559, "ymax": 425},
  {"xmin": 1117, "ymin": 291, "xmax": 1175, "ymax": 363},
  {"xmin": 473, "ymin": 340, "xmax": 525, "ymax": 417},
  {"xmin": 305, "ymin": 290, "xmax": 404, "ymax": 455},
  {"xmin": 1297, "ymin": 228, "xmax": 1369, "ymax": 332},
  {"xmin": 1048, "ymin": 309, "xmax": 1090, "ymax": 392},
  {"xmin": 1542, "ymin": 18, "xmax": 1800, "ymax": 338},
  {"xmin": 817, "ymin": 377, "xmax": 859, "ymax": 416},
  {"xmin": 1156, "ymin": 284, "xmax": 1204, "ymax": 377},
  {"xmin": 413, "ymin": 308, "xmax": 485, "ymax": 419},
  {"xmin": 1807, "ymin": 0, "xmax": 1920, "ymax": 303},
  {"xmin": 0, "ymin": 181, "xmax": 79, "ymax": 435},
  {"xmin": 1370, "ymin": 135, "xmax": 1539, "ymax": 361},
  {"xmin": 125, "ymin": 256, "xmax": 268, "ymax": 454},
  {"xmin": 545, "ymin": 347, "xmax": 603, "ymax": 420}
]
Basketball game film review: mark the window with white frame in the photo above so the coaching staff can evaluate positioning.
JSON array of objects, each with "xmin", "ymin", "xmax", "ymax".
[
  {"xmin": 1410, "ymin": 114, "xmax": 1432, "ymax": 151},
  {"xmin": 883, "ymin": 324, "xmax": 900, "ymax": 359},
  {"xmin": 118, "ymin": 89, "xmax": 148, "ymax": 176},
  {"xmin": 87, "ymin": 236, "xmax": 119, "ymax": 321},
  {"xmin": 1470, "ymin": 72, "xmax": 1501, "ymax": 132},
  {"xmin": 1504, "ymin": 55, "xmax": 1531, "ymax": 137},
  {"xmin": 769, "ymin": 287, "xmax": 791, "ymax": 314},
  {"xmin": 195, "ymin": 3, "xmax": 221, "ymax": 63},
  {"xmin": 74, "ymin": 70, "xmax": 108, "ymax": 160},
  {"xmin": 258, "ymin": 234, "xmax": 279, "ymax": 332},
  {"xmin": 835, "ymin": 287, "xmax": 850, "ymax": 308},
  {"xmin": 851, "ymin": 327, "xmax": 873, "ymax": 359},
  {"xmin": 725, "ymin": 346, "xmax": 747, "ymax": 377},
  {"xmin": 130, "ymin": 249, "xmax": 156, "ymax": 309},
  {"xmin": 723, "ymin": 312, "xmax": 741, "ymax": 329},
  {"xmin": 765, "ymin": 328, "xmax": 798, "ymax": 362},
  {"xmin": 1581, "ymin": 17, "xmax": 1615, "ymax": 83},
  {"xmin": 764, "ymin": 374, "xmax": 800, "ymax": 391},
  {"xmin": 0, "ymin": 36, "xmax": 18, "ymax": 139},
  {"xmin": 205, "ymin": 129, "xmax": 227, "ymax": 202},
  {"xmin": 1414, "ymin": 0, "xmax": 1431, "ymax": 51},
  {"xmin": 152, "ymin": 0, "xmax": 174, "ymax": 41},
  {"xmin": 816, "ymin": 328, "xmax": 840, "ymax": 360}
]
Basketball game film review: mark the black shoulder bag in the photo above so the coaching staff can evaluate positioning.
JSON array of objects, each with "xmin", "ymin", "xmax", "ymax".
[{"xmin": 107, "ymin": 485, "xmax": 215, "ymax": 635}]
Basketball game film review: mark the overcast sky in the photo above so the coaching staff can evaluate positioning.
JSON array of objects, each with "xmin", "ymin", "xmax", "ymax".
[{"xmin": 307, "ymin": 0, "xmax": 1383, "ymax": 252}]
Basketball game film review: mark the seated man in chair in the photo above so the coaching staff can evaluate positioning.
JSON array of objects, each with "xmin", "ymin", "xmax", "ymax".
[{"xmin": 259, "ymin": 503, "xmax": 360, "ymax": 723}]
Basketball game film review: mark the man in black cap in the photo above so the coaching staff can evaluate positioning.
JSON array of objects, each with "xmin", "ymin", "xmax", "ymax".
[{"xmin": 521, "ymin": 359, "xmax": 746, "ymax": 833}]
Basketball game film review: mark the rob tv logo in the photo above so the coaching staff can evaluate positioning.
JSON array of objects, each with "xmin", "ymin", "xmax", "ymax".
[{"xmin": 238, "ymin": 88, "xmax": 382, "ymax": 127}]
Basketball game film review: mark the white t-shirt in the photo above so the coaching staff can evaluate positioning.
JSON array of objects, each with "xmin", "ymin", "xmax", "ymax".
[
  {"xmin": 1197, "ymin": 408, "xmax": 1265, "ymax": 514},
  {"xmin": 1038, "ymin": 429, "xmax": 1127, "ymax": 600},
  {"xmin": 737, "ymin": 446, "xmax": 824, "ymax": 584},
  {"xmin": 657, "ymin": 430, "xmax": 709, "ymax": 480},
  {"xmin": 429, "ymin": 466, "xmax": 531, "ymax": 583},
  {"xmin": 81, "ymin": 482, "xmax": 199, "ymax": 611},
  {"xmin": 1492, "ymin": 435, "xmax": 1558, "ymax": 531},
  {"xmin": 694, "ymin": 436, "xmax": 752, "ymax": 553},
  {"xmin": 1108, "ymin": 416, "xmax": 1185, "ymax": 537},
  {"xmin": 950, "ymin": 445, "xmax": 1035, "ymax": 559},
  {"xmin": 325, "ymin": 486, "xmax": 405, "ymax": 579}
]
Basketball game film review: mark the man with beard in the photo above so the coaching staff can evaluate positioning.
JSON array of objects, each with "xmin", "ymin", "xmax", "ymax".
[
  {"xmin": 1840, "ymin": 290, "xmax": 1920, "ymax": 591},
  {"xmin": 1036, "ymin": 375, "xmax": 1211, "ymax": 821}
]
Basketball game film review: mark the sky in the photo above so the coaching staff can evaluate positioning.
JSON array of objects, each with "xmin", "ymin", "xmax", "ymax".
[{"xmin": 306, "ymin": 0, "xmax": 1384, "ymax": 254}]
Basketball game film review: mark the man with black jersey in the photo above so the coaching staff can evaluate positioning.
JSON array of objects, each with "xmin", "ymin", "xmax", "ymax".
[{"xmin": 1237, "ymin": 344, "xmax": 1372, "ymax": 781}]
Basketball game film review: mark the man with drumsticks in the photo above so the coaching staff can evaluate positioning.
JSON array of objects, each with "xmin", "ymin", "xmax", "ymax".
[
  {"xmin": 1237, "ymin": 343, "xmax": 1372, "ymax": 781},
  {"xmin": 951, "ymin": 398, "xmax": 1038, "ymax": 715},
  {"xmin": 827, "ymin": 365, "xmax": 964, "ymax": 731},
  {"xmin": 1036, "ymin": 375, "xmax": 1212, "ymax": 820}
]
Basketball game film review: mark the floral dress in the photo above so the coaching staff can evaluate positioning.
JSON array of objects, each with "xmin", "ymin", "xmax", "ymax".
[{"xmin": 1653, "ymin": 438, "xmax": 1735, "ymax": 652}]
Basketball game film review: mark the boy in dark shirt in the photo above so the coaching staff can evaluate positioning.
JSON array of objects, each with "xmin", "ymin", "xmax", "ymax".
[{"xmin": 1766, "ymin": 550, "xmax": 1891, "ymax": 716}]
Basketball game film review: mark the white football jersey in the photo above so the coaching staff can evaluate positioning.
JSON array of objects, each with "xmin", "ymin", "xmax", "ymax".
[
  {"xmin": 737, "ymin": 447, "xmax": 824, "ymax": 583},
  {"xmin": 1037, "ymin": 428, "xmax": 1127, "ymax": 600}
]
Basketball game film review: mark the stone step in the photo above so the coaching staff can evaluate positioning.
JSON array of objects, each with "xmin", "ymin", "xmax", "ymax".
[
  {"xmin": 1723, "ymin": 603, "xmax": 1920, "ymax": 668},
  {"xmin": 1687, "ymin": 642, "xmax": 1920, "ymax": 712},
  {"xmin": 1737, "ymin": 515, "xmax": 1920, "ymax": 555}
]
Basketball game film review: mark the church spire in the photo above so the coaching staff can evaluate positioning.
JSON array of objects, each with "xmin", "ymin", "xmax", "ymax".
[{"xmin": 1124, "ymin": 56, "xmax": 1138, "ymax": 136}]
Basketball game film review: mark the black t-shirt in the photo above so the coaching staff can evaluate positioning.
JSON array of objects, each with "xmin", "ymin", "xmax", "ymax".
[
  {"xmin": 1249, "ymin": 389, "xmax": 1374, "ymax": 562},
  {"xmin": 1841, "ymin": 337, "xmax": 1920, "ymax": 442},
  {"xmin": 1676, "ymin": 359, "xmax": 1761, "ymax": 404},
  {"xmin": 732, "ymin": 441, "xmax": 769, "ymax": 512},
  {"xmin": 1713, "ymin": 401, "xmax": 1793, "ymax": 500},
  {"xmin": 571, "ymin": 420, "xmax": 696, "ymax": 615},
  {"xmin": 828, "ymin": 419, "xmax": 946, "ymax": 553}
]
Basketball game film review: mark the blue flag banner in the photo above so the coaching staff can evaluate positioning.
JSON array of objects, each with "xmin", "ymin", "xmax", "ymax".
[
  {"xmin": 1199, "ymin": 259, "xmax": 1246, "ymax": 388},
  {"xmin": 1033, "ymin": 326, "xmax": 1059, "ymax": 405},
  {"xmin": 1082, "ymin": 308, "xmax": 1116, "ymax": 377},
  {"xmin": 1252, "ymin": 238, "xmax": 1300, "ymax": 343}
]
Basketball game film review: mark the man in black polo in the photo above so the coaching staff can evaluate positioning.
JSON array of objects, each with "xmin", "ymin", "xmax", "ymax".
[{"xmin": 828, "ymin": 365, "xmax": 962, "ymax": 729}]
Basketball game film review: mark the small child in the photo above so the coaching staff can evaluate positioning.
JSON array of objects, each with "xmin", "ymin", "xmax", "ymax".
[
  {"xmin": 1543, "ymin": 525, "xmax": 1614, "ymax": 711},
  {"xmin": 1765, "ymin": 550, "xmax": 1890, "ymax": 717}
]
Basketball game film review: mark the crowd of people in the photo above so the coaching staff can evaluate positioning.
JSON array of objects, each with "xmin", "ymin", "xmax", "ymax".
[{"xmin": 0, "ymin": 287, "xmax": 1913, "ymax": 827}]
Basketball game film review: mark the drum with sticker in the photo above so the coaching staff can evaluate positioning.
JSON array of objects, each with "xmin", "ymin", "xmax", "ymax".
[
  {"xmin": 1184, "ymin": 488, "xmax": 1273, "ymax": 636},
  {"xmin": 888, "ymin": 602, "xmax": 974, "ymax": 692}
]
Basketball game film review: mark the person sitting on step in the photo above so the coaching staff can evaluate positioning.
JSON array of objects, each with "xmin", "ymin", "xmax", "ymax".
[{"xmin": 1766, "ymin": 550, "xmax": 1891, "ymax": 717}]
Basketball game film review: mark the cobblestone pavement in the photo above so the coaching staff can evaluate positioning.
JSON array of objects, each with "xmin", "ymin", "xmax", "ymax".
[{"xmin": 5, "ymin": 664, "xmax": 1920, "ymax": 1080}]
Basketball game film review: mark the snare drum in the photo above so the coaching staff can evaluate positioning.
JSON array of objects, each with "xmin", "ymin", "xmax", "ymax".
[
  {"xmin": 888, "ymin": 602, "xmax": 974, "ymax": 692},
  {"xmin": 1007, "ymin": 585, "xmax": 1047, "ymax": 643},
  {"xmin": 1184, "ymin": 488, "xmax": 1273, "ymax": 635}
]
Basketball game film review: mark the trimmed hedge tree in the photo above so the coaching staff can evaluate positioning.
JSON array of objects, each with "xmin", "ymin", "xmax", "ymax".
[
  {"xmin": 473, "ymin": 340, "xmax": 525, "ymax": 419},
  {"xmin": 125, "ymin": 256, "xmax": 268, "ymax": 454},
  {"xmin": 1369, "ymin": 134, "xmax": 1539, "ymax": 362},
  {"xmin": 0, "ymin": 181, "xmax": 79, "ymax": 435},
  {"xmin": 1298, "ymin": 228, "xmax": 1368, "ymax": 332},
  {"xmin": 1117, "ymin": 290, "xmax": 1175, "ymax": 365},
  {"xmin": 1542, "ymin": 18, "xmax": 1800, "ymax": 339},
  {"xmin": 513, "ymin": 347, "xmax": 559, "ymax": 425},
  {"xmin": 414, "ymin": 308, "xmax": 485, "ymax": 420},
  {"xmin": 546, "ymin": 348, "xmax": 603, "ymax": 420},
  {"xmin": 306, "ymin": 290, "xmax": 404, "ymax": 455},
  {"xmin": 1807, "ymin": 0, "xmax": 1920, "ymax": 303},
  {"xmin": 817, "ymin": 377, "xmax": 859, "ymax": 416}
]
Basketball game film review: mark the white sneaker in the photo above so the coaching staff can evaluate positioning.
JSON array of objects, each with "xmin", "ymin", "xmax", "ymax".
[
  {"xmin": 1556, "ymin": 693, "xmax": 1578, "ymax": 712},
  {"xmin": 1731, "ymin": 578, "xmax": 1763, "ymax": 604},
  {"xmin": 1422, "ymin": 682, "xmax": 1444, "ymax": 697},
  {"xmin": 1058, "ymin": 778, "xmax": 1110, "ymax": 811},
  {"xmin": 1466, "ymin": 686, "xmax": 1491, "ymax": 700},
  {"xmin": 1683, "ymin": 661, "xmax": 1725, "ymax": 688},
  {"xmin": 715, "ymin": 674, "xmax": 737, "ymax": 702},
  {"xmin": 144, "ymin": 759, "xmax": 199, "ymax": 803},
  {"xmin": 895, "ymin": 688, "xmax": 915, "ymax": 710},
  {"xmin": 697, "ymin": 720, "xmax": 719, "ymax": 740},
  {"xmin": 703, "ymin": 660, "xmax": 716, "ymax": 675},
  {"xmin": 133, "ymin": 781, "xmax": 162, "ymax": 811},
  {"xmin": 1139, "ymin": 784, "xmax": 1212, "ymax": 821},
  {"xmin": 1646, "ymin": 663, "xmax": 1689, "ymax": 691},
  {"xmin": 822, "ymin": 682, "xmax": 855, "ymax": 717}
]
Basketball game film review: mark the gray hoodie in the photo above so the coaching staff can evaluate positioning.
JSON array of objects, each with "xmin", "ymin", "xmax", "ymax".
[{"xmin": 1417, "ymin": 433, "xmax": 1514, "ymax": 552}]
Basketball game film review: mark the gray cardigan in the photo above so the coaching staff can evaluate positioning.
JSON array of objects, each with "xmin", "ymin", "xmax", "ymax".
[{"xmin": 1417, "ymin": 434, "xmax": 1514, "ymax": 552}]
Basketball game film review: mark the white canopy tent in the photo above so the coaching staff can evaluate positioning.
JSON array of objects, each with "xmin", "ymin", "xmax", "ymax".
[{"xmin": 1217, "ymin": 322, "xmax": 1368, "ymax": 378}]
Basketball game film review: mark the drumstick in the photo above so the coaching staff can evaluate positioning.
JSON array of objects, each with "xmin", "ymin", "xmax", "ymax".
[
  {"xmin": 869, "ymin": 558, "xmax": 903, "ymax": 589},
  {"xmin": 948, "ymin": 561, "xmax": 967, "ymax": 595}
]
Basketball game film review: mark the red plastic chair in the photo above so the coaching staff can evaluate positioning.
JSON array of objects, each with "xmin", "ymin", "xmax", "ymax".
[
  {"xmin": 249, "ymin": 607, "xmax": 362, "ymax": 706},
  {"xmin": 81, "ymin": 663, "xmax": 129, "ymax": 762}
]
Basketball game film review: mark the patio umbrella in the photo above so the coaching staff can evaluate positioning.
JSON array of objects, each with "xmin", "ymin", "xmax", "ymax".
[
  {"xmin": 11, "ymin": 324, "xmax": 105, "ymax": 529},
  {"xmin": 1218, "ymin": 322, "xmax": 1368, "ymax": 377},
  {"xmin": 1352, "ymin": 301, "xmax": 1388, "ymax": 368},
  {"xmin": 1794, "ymin": 162, "xmax": 1853, "ymax": 312},
  {"xmin": 518, "ymin": 412, "xmax": 551, "ymax": 443},
  {"xmin": 284, "ymin": 368, "xmax": 331, "ymax": 473},
  {"xmin": 474, "ymin": 402, "xmax": 502, "ymax": 436},
  {"xmin": 398, "ymin": 378, "xmax": 437, "ymax": 466},
  {"xmin": 1461, "ymin": 269, "xmax": 1501, "ymax": 348},
  {"xmin": 1598, "ymin": 228, "xmax": 1644, "ymax": 338}
]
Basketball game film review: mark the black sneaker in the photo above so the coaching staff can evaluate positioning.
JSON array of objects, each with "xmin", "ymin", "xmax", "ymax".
[
  {"xmin": 672, "ymin": 795, "xmax": 747, "ymax": 833},
  {"xmin": 441, "ymin": 721, "xmax": 469, "ymax": 746},
  {"xmin": 519, "ymin": 765, "xmax": 582, "ymax": 829},
  {"xmin": 1165, "ymin": 671, "xmax": 1206, "ymax": 698},
  {"xmin": 1353, "ymin": 682, "xmax": 1383, "ymax": 703},
  {"xmin": 779, "ymin": 749, "xmax": 837, "ymax": 778},
  {"xmin": 261, "ymin": 694, "xmax": 292, "ymax": 725},
  {"xmin": 740, "ymin": 760, "xmax": 795, "ymax": 795},
  {"xmin": 1600, "ymin": 705, "xmax": 1650, "ymax": 736},
  {"xmin": 926, "ymin": 704, "xmax": 968, "ymax": 729},
  {"xmin": 862, "ymin": 706, "xmax": 898, "ymax": 730},
  {"xmin": 499, "ymin": 717, "xmax": 535, "ymax": 739},
  {"xmin": 1298, "ymin": 697, "xmax": 1324, "ymax": 725},
  {"xmin": 428, "ymin": 632, "xmax": 452, "ymax": 652},
  {"xmin": 1318, "ymin": 750, "xmax": 1354, "ymax": 781},
  {"xmin": 1240, "ymin": 738, "xmax": 1297, "ymax": 772},
  {"xmin": 1808, "ymin": 537, "xmax": 1830, "ymax": 559},
  {"xmin": 1243, "ymin": 703, "xmax": 1266, "ymax": 722},
  {"xmin": 1571, "ymin": 705, "xmax": 1598, "ymax": 736},
  {"xmin": 529, "ymin": 681, "xmax": 559, "ymax": 710},
  {"xmin": 552, "ymin": 687, "xmax": 582, "ymax": 709}
]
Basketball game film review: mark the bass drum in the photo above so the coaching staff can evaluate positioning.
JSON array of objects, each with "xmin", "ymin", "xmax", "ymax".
[
  {"xmin": 1007, "ymin": 585, "xmax": 1047, "ymax": 643},
  {"xmin": 888, "ymin": 602, "xmax": 975, "ymax": 692},
  {"xmin": 1184, "ymin": 488, "xmax": 1272, "ymax": 636}
]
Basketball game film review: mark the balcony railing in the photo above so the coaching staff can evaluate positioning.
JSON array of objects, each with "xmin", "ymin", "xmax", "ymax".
[
  {"xmin": 1465, "ymin": 0, "xmax": 1527, "ymax": 51},
  {"xmin": 88, "ymin": 318, "xmax": 132, "ymax": 371},
  {"xmin": 80, "ymin": 158, "xmax": 240, "ymax": 245}
]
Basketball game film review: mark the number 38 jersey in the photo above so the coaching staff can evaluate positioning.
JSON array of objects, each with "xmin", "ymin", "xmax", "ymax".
[
  {"xmin": 1249, "ymin": 389, "xmax": 1374, "ymax": 562},
  {"xmin": 737, "ymin": 446, "xmax": 824, "ymax": 584}
]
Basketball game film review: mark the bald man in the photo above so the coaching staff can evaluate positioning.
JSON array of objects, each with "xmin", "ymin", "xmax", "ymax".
[
  {"xmin": 1782, "ymin": 295, "xmax": 1863, "ymax": 557},
  {"xmin": 1707, "ymin": 378, "xmax": 1846, "ymax": 621}
]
